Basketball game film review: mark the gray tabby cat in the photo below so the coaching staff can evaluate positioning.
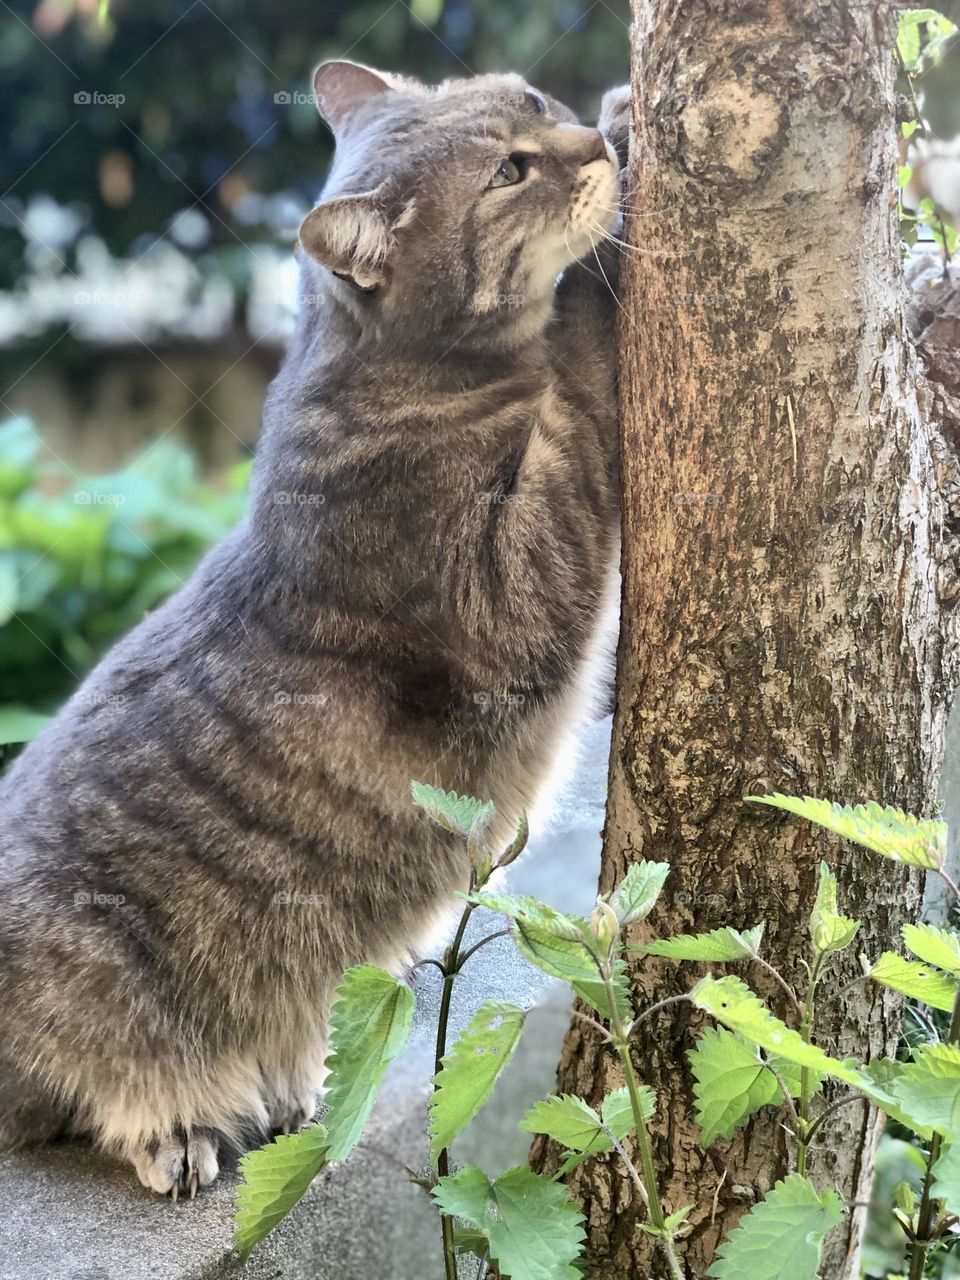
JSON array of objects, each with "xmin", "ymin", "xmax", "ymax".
[{"xmin": 0, "ymin": 62, "xmax": 630, "ymax": 1197}]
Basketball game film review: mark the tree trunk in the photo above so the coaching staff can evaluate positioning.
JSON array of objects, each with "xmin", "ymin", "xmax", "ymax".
[{"xmin": 534, "ymin": 2, "xmax": 960, "ymax": 1276}]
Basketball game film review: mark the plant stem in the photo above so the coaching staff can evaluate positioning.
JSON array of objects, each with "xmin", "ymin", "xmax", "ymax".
[
  {"xmin": 433, "ymin": 891, "xmax": 478, "ymax": 1280},
  {"xmin": 456, "ymin": 929, "xmax": 512, "ymax": 968},
  {"xmin": 603, "ymin": 971, "xmax": 685, "ymax": 1280},
  {"xmin": 753, "ymin": 956, "xmax": 802, "ymax": 1015},
  {"xmin": 796, "ymin": 960, "xmax": 822, "ymax": 1178},
  {"xmin": 803, "ymin": 1092, "xmax": 867, "ymax": 1147},
  {"xmin": 907, "ymin": 985, "xmax": 960, "ymax": 1280}
]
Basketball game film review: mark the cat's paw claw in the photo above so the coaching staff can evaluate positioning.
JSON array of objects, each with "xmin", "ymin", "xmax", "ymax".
[
  {"xmin": 134, "ymin": 1128, "xmax": 219, "ymax": 1199},
  {"xmin": 268, "ymin": 1091, "xmax": 316, "ymax": 1137}
]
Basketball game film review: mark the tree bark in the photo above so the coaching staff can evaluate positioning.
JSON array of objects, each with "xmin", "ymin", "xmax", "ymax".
[{"xmin": 534, "ymin": 2, "xmax": 960, "ymax": 1276}]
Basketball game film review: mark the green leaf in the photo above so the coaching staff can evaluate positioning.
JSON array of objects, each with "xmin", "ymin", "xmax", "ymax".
[
  {"xmin": 520, "ymin": 1085, "xmax": 651, "ymax": 1155},
  {"xmin": 746, "ymin": 794, "xmax": 947, "ymax": 871},
  {"xmin": 433, "ymin": 1165, "xmax": 586, "ymax": 1280},
  {"xmin": 902, "ymin": 924, "xmax": 960, "ymax": 976},
  {"xmin": 410, "ymin": 781, "xmax": 495, "ymax": 839},
  {"xmin": 547, "ymin": 1086, "xmax": 656, "ymax": 1177},
  {"xmin": 859, "ymin": 1059, "xmax": 933, "ymax": 1140},
  {"xmin": 868, "ymin": 952, "xmax": 959, "ymax": 1012},
  {"xmin": 469, "ymin": 892, "xmax": 630, "ymax": 1022},
  {"xmin": 899, "ymin": 164, "xmax": 914, "ymax": 188},
  {"xmin": 931, "ymin": 1141, "xmax": 960, "ymax": 1214},
  {"xmin": 688, "ymin": 1027, "xmax": 782, "ymax": 1147},
  {"xmin": 322, "ymin": 966, "xmax": 415, "ymax": 1161},
  {"xmin": 0, "ymin": 554, "xmax": 17, "ymax": 626},
  {"xmin": 234, "ymin": 1124, "xmax": 329, "ymax": 1260},
  {"xmin": 468, "ymin": 892, "xmax": 590, "ymax": 942},
  {"xmin": 897, "ymin": 1043, "xmax": 960, "ymax": 1138},
  {"xmin": 429, "ymin": 1001, "xmax": 526, "ymax": 1164},
  {"xmin": 690, "ymin": 975, "xmax": 864, "ymax": 1088},
  {"xmin": 638, "ymin": 924, "xmax": 765, "ymax": 963},
  {"xmin": 707, "ymin": 1174, "xmax": 843, "ymax": 1278},
  {"xmin": 607, "ymin": 860, "xmax": 671, "ymax": 924},
  {"xmin": 0, "ymin": 705, "xmax": 51, "ymax": 746},
  {"xmin": 809, "ymin": 862, "xmax": 860, "ymax": 957},
  {"xmin": 410, "ymin": 0, "xmax": 444, "ymax": 25},
  {"xmin": 496, "ymin": 809, "xmax": 530, "ymax": 868},
  {"xmin": 518, "ymin": 922, "xmax": 629, "ymax": 1022}
]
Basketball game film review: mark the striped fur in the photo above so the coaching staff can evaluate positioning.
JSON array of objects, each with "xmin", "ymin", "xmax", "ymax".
[{"xmin": 0, "ymin": 70, "xmax": 631, "ymax": 1195}]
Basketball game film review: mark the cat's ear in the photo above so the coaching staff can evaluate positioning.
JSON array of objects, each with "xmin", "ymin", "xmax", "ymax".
[
  {"xmin": 299, "ymin": 185, "xmax": 403, "ymax": 289},
  {"xmin": 313, "ymin": 60, "xmax": 394, "ymax": 136}
]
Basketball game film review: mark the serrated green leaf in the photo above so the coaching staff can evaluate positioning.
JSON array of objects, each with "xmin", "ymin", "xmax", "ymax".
[
  {"xmin": 902, "ymin": 924, "xmax": 960, "ymax": 976},
  {"xmin": 469, "ymin": 892, "xmax": 629, "ymax": 1022},
  {"xmin": 663, "ymin": 1205, "xmax": 694, "ymax": 1234},
  {"xmin": 520, "ymin": 1095, "xmax": 608, "ymax": 1155},
  {"xmin": 602, "ymin": 1085, "xmax": 653, "ymax": 1130},
  {"xmin": 514, "ymin": 920, "xmax": 629, "ymax": 1022},
  {"xmin": 468, "ymin": 892, "xmax": 590, "ymax": 942},
  {"xmin": 810, "ymin": 862, "xmax": 860, "ymax": 957},
  {"xmin": 429, "ymin": 1001, "xmax": 526, "ymax": 1163},
  {"xmin": 543, "ymin": 1087, "xmax": 657, "ymax": 1177},
  {"xmin": 688, "ymin": 1027, "xmax": 782, "ymax": 1147},
  {"xmin": 746, "ymin": 795, "xmax": 946, "ymax": 871},
  {"xmin": 931, "ymin": 1141, "xmax": 960, "ymax": 1214},
  {"xmin": 897, "ymin": 1043, "xmax": 960, "ymax": 1138},
  {"xmin": 638, "ymin": 924, "xmax": 765, "ymax": 962},
  {"xmin": 691, "ymin": 975, "xmax": 864, "ymax": 1088},
  {"xmin": 234, "ymin": 1124, "xmax": 329, "ymax": 1259},
  {"xmin": 433, "ymin": 1165, "xmax": 586, "ymax": 1280},
  {"xmin": 868, "ymin": 952, "xmax": 959, "ymax": 1012},
  {"xmin": 322, "ymin": 966, "xmax": 415, "ymax": 1162},
  {"xmin": 520, "ymin": 1085, "xmax": 650, "ymax": 1152},
  {"xmin": 608, "ymin": 861, "xmax": 671, "ymax": 924},
  {"xmin": 859, "ymin": 1059, "xmax": 934, "ymax": 1141},
  {"xmin": 410, "ymin": 781, "xmax": 495, "ymax": 839},
  {"xmin": 707, "ymin": 1174, "xmax": 843, "ymax": 1278}
]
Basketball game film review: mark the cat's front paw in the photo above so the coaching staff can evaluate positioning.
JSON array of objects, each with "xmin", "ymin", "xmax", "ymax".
[
  {"xmin": 598, "ymin": 84, "xmax": 632, "ymax": 168},
  {"xmin": 267, "ymin": 1088, "xmax": 317, "ymax": 1136},
  {"xmin": 133, "ymin": 1127, "xmax": 220, "ymax": 1200}
]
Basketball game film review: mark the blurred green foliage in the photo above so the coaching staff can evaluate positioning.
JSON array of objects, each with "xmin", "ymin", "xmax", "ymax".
[{"xmin": 0, "ymin": 417, "xmax": 248, "ymax": 741}]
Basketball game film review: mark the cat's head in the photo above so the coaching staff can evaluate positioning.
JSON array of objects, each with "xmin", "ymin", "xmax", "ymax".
[{"xmin": 298, "ymin": 61, "xmax": 620, "ymax": 337}]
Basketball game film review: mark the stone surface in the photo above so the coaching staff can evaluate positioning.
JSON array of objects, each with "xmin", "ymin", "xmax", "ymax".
[{"xmin": 0, "ymin": 719, "xmax": 612, "ymax": 1280}]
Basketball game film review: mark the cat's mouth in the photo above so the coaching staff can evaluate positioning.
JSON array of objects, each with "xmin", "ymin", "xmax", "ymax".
[{"xmin": 565, "ymin": 152, "xmax": 620, "ymax": 258}]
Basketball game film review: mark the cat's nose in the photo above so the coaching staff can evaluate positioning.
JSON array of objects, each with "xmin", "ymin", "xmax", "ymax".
[
  {"xmin": 554, "ymin": 124, "xmax": 609, "ymax": 167},
  {"xmin": 583, "ymin": 130, "xmax": 608, "ymax": 164}
]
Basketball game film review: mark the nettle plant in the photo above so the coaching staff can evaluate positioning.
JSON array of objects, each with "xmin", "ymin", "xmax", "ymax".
[{"xmin": 233, "ymin": 787, "xmax": 960, "ymax": 1280}]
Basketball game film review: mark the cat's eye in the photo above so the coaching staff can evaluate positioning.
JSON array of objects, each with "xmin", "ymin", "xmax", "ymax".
[{"xmin": 489, "ymin": 156, "xmax": 526, "ymax": 189}]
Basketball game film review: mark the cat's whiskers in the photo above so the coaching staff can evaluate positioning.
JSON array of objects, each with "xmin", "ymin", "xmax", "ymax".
[
  {"xmin": 587, "ymin": 220, "xmax": 686, "ymax": 260},
  {"xmin": 589, "ymin": 242, "xmax": 626, "ymax": 317}
]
